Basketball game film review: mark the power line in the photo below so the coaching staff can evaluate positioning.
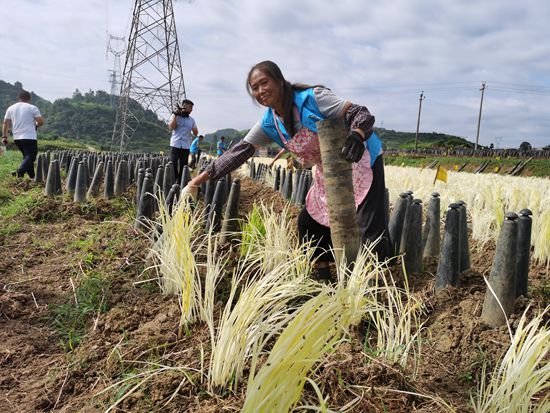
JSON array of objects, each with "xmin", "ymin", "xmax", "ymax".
[
  {"xmin": 488, "ymin": 80, "xmax": 550, "ymax": 90},
  {"xmin": 337, "ymin": 80, "xmax": 550, "ymax": 95},
  {"xmin": 490, "ymin": 87, "xmax": 550, "ymax": 96}
]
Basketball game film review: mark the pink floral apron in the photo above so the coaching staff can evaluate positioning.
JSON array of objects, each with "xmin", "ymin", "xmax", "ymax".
[{"xmin": 273, "ymin": 109, "xmax": 373, "ymax": 227}]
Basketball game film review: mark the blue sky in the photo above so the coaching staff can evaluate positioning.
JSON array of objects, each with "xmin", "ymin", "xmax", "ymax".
[{"xmin": 2, "ymin": 0, "xmax": 549, "ymax": 148}]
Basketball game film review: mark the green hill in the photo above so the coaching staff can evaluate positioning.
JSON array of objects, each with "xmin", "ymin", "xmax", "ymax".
[
  {"xmin": 0, "ymin": 81, "xmax": 169, "ymax": 152},
  {"xmin": 375, "ymin": 128, "xmax": 474, "ymax": 150},
  {"xmin": 0, "ymin": 80, "xmax": 51, "ymax": 113}
]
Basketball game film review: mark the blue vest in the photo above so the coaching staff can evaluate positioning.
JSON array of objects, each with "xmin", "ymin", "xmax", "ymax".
[{"xmin": 260, "ymin": 88, "xmax": 382, "ymax": 166}]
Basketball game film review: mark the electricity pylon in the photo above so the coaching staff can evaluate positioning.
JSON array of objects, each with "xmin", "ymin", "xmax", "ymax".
[
  {"xmin": 111, "ymin": 0, "xmax": 186, "ymax": 151},
  {"xmin": 107, "ymin": 34, "xmax": 125, "ymax": 108}
]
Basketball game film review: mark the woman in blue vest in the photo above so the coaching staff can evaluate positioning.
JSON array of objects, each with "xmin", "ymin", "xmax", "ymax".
[{"xmin": 184, "ymin": 61, "xmax": 391, "ymax": 276}]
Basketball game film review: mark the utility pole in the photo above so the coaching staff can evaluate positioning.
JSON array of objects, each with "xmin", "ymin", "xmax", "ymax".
[
  {"xmin": 111, "ymin": 0, "xmax": 186, "ymax": 152},
  {"xmin": 475, "ymin": 81, "xmax": 487, "ymax": 151},
  {"xmin": 414, "ymin": 91, "xmax": 425, "ymax": 151}
]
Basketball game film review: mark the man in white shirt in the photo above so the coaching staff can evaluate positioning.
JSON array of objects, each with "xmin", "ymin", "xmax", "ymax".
[
  {"xmin": 168, "ymin": 99, "xmax": 198, "ymax": 183},
  {"xmin": 2, "ymin": 90, "xmax": 44, "ymax": 178}
]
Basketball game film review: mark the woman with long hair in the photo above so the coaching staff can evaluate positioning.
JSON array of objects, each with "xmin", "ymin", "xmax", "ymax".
[{"xmin": 183, "ymin": 61, "xmax": 391, "ymax": 278}]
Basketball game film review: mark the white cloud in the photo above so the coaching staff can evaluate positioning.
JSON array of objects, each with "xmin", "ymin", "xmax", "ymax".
[{"xmin": 1, "ymin": 0, "xmax": 549, "ymax": 148}]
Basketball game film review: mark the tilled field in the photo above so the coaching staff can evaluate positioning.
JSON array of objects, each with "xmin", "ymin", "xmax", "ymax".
[{"xmin": 0, "ymin": 177, "xmax": 548, "ymax": 412}]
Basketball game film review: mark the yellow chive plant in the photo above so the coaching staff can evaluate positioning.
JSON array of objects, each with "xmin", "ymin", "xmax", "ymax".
[
  {"xmin": 208, "ymin": 201, "xmax": 320, "ymax": 392},
  {"xmin": 384, "ymin": 165, "xmax": 550, "ymax": 265},
  {"xmin": 241, "ymin": 289, "xmax": 347, "ymax": 413},
  {"xmin": 200, "ymin": 231, "xmax": 227, "ymax": 337},
  {"xmin": 364, "ymin": 262, "xmax": 426, "ymax": 372},
  {"xmin": 149, "ymin": 197, "xmax": 207, "ymax": 328},
  {"xmin": 335, "ymin": 243, "xmax": 385, "ymax": 328},
  {"xmin": 242, "ymin": 246, "xmax": 386, "ymax": 413},
  {"xmin": 472, "ymin": 305, "xmax": 550, "ymax": 413},
  {"xmin": 208, "ymin": 250, "xmax": 319, "ymax": 392},
  {"xmin": 240, "ymin": 203, "xmax": 266, "ymax": 257},
  {"xmin": 240, "ymin": 202, "xmax": 309, "ymax": 274}
]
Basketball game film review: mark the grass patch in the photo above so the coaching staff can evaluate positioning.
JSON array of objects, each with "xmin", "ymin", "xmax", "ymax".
[
  {"xmin": 0, "ymin": 186, "xmax": 46, "ymax": 218},
  {"xmin": 0, "ymin": 220, "xmax": 22, "ymax": 238},
  {"xmin": 0, "ymin": 152, "xmax": 49, "ymax": 237},
  {"xmin": 38, "ymin": 137, "xmax": 97, "ymax": 152},
  {"xmin": 50, "ymin": 272, "xmax": 111, "ymax": 351},
  {"xmin": 0, "ymin": 149, "xmax": 20, "ymax": 176}
]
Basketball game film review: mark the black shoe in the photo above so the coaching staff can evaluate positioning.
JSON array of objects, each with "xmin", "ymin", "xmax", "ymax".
[{"xmin": 11, "ymin": 171, "xmax": 17, "ymax": 177}]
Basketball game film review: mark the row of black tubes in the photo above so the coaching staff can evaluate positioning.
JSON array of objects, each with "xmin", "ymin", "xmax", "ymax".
[
  {"xmin": 37, "ymin": 150, "xmax": 172, "ymax": 200},
  {"xmin": 134, "ymin": 158, "xmax": 242, "ymax": 245},
  {"xmin": 37, "ymin": 152, "xmax": 534, "ymax": 327},
  {"xmin": 251, "ymin": 160, "xmax": 533, "ymax": 328},
  {"xmin": 36, "ymin": 151, "xmax": 243, "ymax": 241},
  {"xmin": 249, "ymin": 160, "xmax": 313, "ymax": 206}
]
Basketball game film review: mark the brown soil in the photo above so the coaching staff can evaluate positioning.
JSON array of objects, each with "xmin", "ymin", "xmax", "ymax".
[{"xmin": 0, "ymin": 177, "xmax": 547, "ymax": 412}]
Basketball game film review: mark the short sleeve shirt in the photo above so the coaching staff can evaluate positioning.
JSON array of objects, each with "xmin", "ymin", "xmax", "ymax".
[
  {"xmin": 4, "ymin": 102, "xmax": 42, "ymax": 140},
  {"xmin": 217, "ymin": 141, "xmax": 226, "ymax": 155},
  {"xmin": 190, "ymin": 137, "xmax": 200, "ymax": 153},
  {"xmin": 170, "ymin": 115, "xmax": 197, "ymax": 149},
  {"xmin": 244, "ymin": 87, "xmax": 347, "ymax": 146}
]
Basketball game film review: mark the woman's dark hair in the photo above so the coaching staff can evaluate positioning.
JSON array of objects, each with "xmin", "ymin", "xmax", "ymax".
[{"xmin": 246, "ymin": 61, "xmax": 322, "ymax": 137}]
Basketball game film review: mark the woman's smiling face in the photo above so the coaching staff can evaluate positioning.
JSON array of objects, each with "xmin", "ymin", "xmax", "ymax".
[{"xmin": 248, "ymin": 68, "xmax": 283, "ymax": 109}]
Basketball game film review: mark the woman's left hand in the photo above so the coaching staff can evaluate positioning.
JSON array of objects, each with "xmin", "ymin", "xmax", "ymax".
[{"xmin": 341, "ymin": 131, "xmax": 365, "ymax": 163}]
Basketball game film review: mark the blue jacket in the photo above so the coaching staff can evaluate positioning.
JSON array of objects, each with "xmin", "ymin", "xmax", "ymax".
[{"xmin": 260, "ymin": 88, "xmax": 382, "ymax": 166}]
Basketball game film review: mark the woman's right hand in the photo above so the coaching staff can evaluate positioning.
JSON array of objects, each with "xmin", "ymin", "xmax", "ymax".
[{"xmin": 181, "ymin": 184, "xmax": 199, "ymax": 201}]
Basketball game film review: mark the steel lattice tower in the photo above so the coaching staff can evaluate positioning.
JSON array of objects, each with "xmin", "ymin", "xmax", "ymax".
[
  {"xmin": 107, "ymin": 34, "xmax": 125, "ymax": 108},
  {"xmin": 111, "ymin": 0, "xmax": 186, "ymax": 151}
]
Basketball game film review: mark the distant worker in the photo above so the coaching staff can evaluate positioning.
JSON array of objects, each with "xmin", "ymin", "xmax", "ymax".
[
  {"xmin": 216, "ymin": 136, "xmax": 227, "ymax": 157},
  {"xmin": 168, "ymin": 98, "xmax": 198, "ymax": 183},
  {"xmin": 189, "ymin": 134, "xmax": 204, "ymax": 169},
  {"xmin": 2, "ymin": 90, "xmax": 44, "ymax": 178}
]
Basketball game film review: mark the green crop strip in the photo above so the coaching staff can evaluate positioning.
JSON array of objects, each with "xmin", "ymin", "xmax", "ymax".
[{"xmin": 50, "ymin": 272, "xmax": 111, "ymax": 351}]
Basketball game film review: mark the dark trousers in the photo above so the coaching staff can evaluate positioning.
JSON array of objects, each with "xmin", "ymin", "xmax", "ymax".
[
  {"xmin": 170, "ymin": 146, "xmax": 189, "ymax": 184},
  {"xmin": 189, "ymin": 149, "xmax": 201, "ymax": 169},
  {"xmin": 14, "ymin": 139, "xmax": 38, "ymax": 178},
  {"xmin": 297, "ymin": 155, "xmax": 392, "ymax": 262}
]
